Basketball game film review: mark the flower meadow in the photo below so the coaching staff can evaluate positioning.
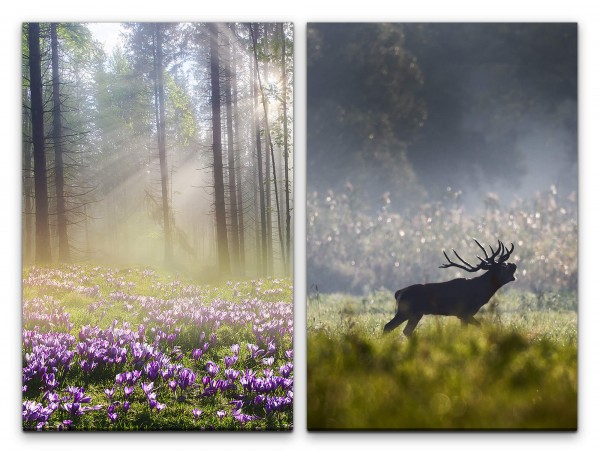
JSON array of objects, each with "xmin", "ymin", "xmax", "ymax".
[{"xmin": 22, "ymin": 266, "xmax": 293, "ymax": 431}]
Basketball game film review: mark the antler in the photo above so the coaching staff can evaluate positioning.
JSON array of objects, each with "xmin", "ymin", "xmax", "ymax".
[
  {"xmin": 440, "ymin": 239, "xmax": 514, "ymax": 272},
  {"xmin": 497, "ymin": 241, "xmax": 514, "ymax": 263}
]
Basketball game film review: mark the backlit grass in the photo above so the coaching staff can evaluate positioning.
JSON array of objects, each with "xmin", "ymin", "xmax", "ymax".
[{"xmin": 307, "ymin": 290, "xmax": 577, "ymax": 430}]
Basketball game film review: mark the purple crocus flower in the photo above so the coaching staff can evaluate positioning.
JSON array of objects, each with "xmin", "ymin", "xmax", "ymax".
[
  {"xmin": 145, "ymin": 361, "xmax": 160, "ymax": 381},
  {"xmin": 216, "ymin": 410, "xmax": 226, "ymax": 421},
  {"xmin": 132, "ymin": 370, "xmax": 142, "ymax": 383},
  {"xmin": 247, "ymin": 344, "xmax": 264, "ymax": 359},
  {"xmin": 262, "ymin": 356, "xmax": 274, "ymax": 366},
  {"xmin": 44, "ymin": 391, "xmax": 59, "ymax": 404},
  {"xmin": 178, "ymin": 368, "xmax": 196, "ymax": 390},
  {"xmin": 42, "ymin": 373, "xmax": 59, "ymax": 390},
  {"xmin": 192, "ymin": 408, "xmax": 202, "ymax": 420},
  {"xmin": 230, "ymin": 399, "xmax": 243, "ymax": 410},
  {"xmin": 279, "ymin": 362, "xmax": 293, "ymax": 378},
  {"xmin": 141, "ymin": 381, "xmax": 154, "ymax": 395},
  {"xmin": 224, "ymin": 355, "xmax": 238, "ymax": 368},
  {"xmin": 142, "ymin": 382, "xmax": 154, "ymax": 396},
  {"xmin": 168, "ymin": 380, "xmax": 178, "ymax": 392},
  {"xmin": 23, "ymin": 400, "xmax": 43, "ymax": 422},
  {"xmin": 74, "ymin": 391, "xmax": 91, "ymax": 404},
  {"xmin": 123, "ymin": 401, "xmax": 130, "ymax": 413},
  {"xmin": 233, "ymin": 410, "xmax": 256, "ymax": 425},
  {"xmin": 267, "ymin": 340, "xmax": 277, "ymax": 354},
  {"xmin": 104, "ymin": 387, "xmax": 115, "ymax": 400},
  {"xmin": 224, "ymin": 368, "xmax": 240, "ymax": 381},
  {"xmin": 63, "ymin": 402, "xmax": 84, "ymax": 416},
  {"xmin": 123, "ymin": 385, "xmax": 134, "ymax": 399},
  {"xmin": 230, "ymin": 344, "xmax": 240, "ymax": 355},
  {"xmin": 107, "ymin": 404, "xmax": 118, "ymax": 423},
  {"xmin": 206, "ymin": 361, "xmax": 219, "ymax": 377}
]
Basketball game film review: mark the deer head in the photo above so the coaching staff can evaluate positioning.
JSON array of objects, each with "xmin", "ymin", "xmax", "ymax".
[{"xmin": 440, "ymin": 238, "xmax": 516, "ymax": 286}]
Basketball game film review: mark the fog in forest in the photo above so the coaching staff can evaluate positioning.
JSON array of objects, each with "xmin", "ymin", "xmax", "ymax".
[
  {"xmin": 22, "ymin": 23, "xmax": 294, "ymax": 280},
  {"xmin": 308, "ymin": 23, "xmax": 577, "ymax": 211},
  {"xmin": 307, "ymin": 23, "xmax": 577, "ymax": 295}
]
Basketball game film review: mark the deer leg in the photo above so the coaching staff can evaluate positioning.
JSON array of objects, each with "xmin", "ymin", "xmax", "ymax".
[
  {"xmin": 383, "ymin": 314, "xmax": 407, "ymax": 334},
  {"xmin": 403, "ymin": 314, "xmax": 423, "ymax": 337}
]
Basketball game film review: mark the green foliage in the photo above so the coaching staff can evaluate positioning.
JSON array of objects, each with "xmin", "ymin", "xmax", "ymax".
[
  {"xmin": 307, "ymin": 304, "xmax": 577, "ymax": 430},
  {"xmin": 164, "ymin": 73, "xmax": 197, "ymax": 147}
]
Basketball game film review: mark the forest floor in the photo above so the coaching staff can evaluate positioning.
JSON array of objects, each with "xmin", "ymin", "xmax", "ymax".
[
  {"xmin": 307, "ymin": 290, "xmax": 577, "ymax": 430},
  {"xmin": 22, "ymin": 265, "xmax": 293, "ymax": 431}
]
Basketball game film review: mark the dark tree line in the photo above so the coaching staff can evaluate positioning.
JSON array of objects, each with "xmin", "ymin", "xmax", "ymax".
[
  {"xmin": 308, "ymin": 23, "xmax": 577, "ymax": 211},
  {"xmin": 22, "ymin": 22, "xmax": 294, "ymax": 278}
]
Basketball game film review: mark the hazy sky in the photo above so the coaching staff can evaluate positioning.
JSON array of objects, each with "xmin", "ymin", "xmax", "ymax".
[{"xmin": 87, "ymin": 22, "xmax": 123, "ymax": 54}]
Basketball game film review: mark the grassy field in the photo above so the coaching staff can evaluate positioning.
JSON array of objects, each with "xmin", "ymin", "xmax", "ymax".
[
  {"xmin": 22, "ymin": 265, "xmax": 293, "ymax": 431},
  {"xmin": 307, "ymin": 290, "xmax": 577, "ymax": 430}
]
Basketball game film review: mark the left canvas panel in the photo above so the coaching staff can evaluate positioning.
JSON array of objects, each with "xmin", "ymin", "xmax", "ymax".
[{"xmin": 21, "ymin": 22, "xmax": 294, "ymax": 431}]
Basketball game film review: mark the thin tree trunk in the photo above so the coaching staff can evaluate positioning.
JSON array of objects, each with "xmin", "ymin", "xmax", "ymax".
[
  {"xmin": 268, "ymin": 134, "xmax": 286, "ymax": 273},
  {"xmin": 209, "ymin": 23, "xmax": 230, "ymax": 274},
  {"xmin": 51, "ymin": 23, "xmax": 70, "ymax": 263},
  {"xmin": 250, "ymin": 25, "xmax": 267, "ymax": 276},
  {"xmin": 231, "ymin": 31, "xmax": 245, "ymax": 274},
  {"xmin": 261, "ymin": 26, "xmax": 273, "ymax": 275},
  {"xmin": 253, "ymin": 143, "xmax": 261, "ymax": 277},
  {"xmin": 250, "ymin": 23, "xmax": 286, "ymax": 274},
  {"xmin": 23, "ymin": 91, "xmax": 34, "ymax": 263},
  {"xmin": 154, "ymin": 23, "xmax": 173, "ymax": 265},
  {"xmin": 28, "ymin": 23, "xmax": 51, "ymax": 264},
  {"xmin": 224, "ymin": 32, "xmax": 239, "ymax": 273},
  {"xmin": 281, "ymin": 23, "xmax": 291, "ymax": 275}
]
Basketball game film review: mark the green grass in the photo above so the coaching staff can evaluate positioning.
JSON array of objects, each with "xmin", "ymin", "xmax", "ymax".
[{"xmin": 307, "ymin": 290, "xmax": 577, "ymax": 430}]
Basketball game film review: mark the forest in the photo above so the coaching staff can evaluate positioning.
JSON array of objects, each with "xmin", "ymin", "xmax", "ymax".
[
  {"xmin": 21, "ymin": 22, "xmax": 294, "ymax": 431},
  {"xmin": 22, "ymin": 22, "xmax": 293, "ymax": 278}
]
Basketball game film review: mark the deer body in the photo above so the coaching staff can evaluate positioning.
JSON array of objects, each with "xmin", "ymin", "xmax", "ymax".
[{"xmin": 384, "ymin": 240, "xmax": 516, "ymax": 337}]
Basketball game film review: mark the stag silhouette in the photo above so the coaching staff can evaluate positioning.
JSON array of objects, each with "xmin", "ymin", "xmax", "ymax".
[{"xmin": 383, "ymin": 239, "xmax": 516, "ymax": 337}]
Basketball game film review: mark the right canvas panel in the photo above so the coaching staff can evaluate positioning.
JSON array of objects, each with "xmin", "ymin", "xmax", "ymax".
[{"xmin": 306, "ymin": 23, "xmax": 577, "ymax": 430}]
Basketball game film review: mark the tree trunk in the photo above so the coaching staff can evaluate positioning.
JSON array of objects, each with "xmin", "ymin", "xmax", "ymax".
[
  {"xmin": 28, "ymin": 23, "xmax": 51, "ymax": 264},
  {"xmin": 268, "ymin": 133, "xmax": 286, "ymax": 274},
  {"xmin": 224, "ymin": 32, "xmax": 239, "ymax": 273},
  {"xmin": 154, "ymin": 23, "xmax": 173, "ymax": 265},
  {"xmin": 261, "ymin": 26, "xmax": 273, "ymax": 275},
  {"xmin": 281, "ymin": 23, "xmax": 291, "ymax": 275},
  {"xmin": 51, "ymin": 23, "xmax": 70, "ymax": 263},
  {"xmin": 250, "ymin": 25, "xmax": 267, "ymax": 276},
  {"xmin": 253, "ymin": 157, "xmax": 260, "ymax": 277},
  {"xmin": 232, "ymin": 35, "xmax": 245, "ymax": 274},
  {"xmin": 209, "ymin": 23, "xmax": 230, "ymax": 274},
  {"xmin": 251, "ymin": 23, "xmax": 286, "ymax": 274},
  {"xmin": 22, "ymin": 87, "xmax": 34, "ymax": 264}
]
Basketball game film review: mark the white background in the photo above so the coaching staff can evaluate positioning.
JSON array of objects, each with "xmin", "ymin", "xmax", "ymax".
[{"xmin": 2, "ymin": 0, "xmax": 599, "ymax": 449}]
